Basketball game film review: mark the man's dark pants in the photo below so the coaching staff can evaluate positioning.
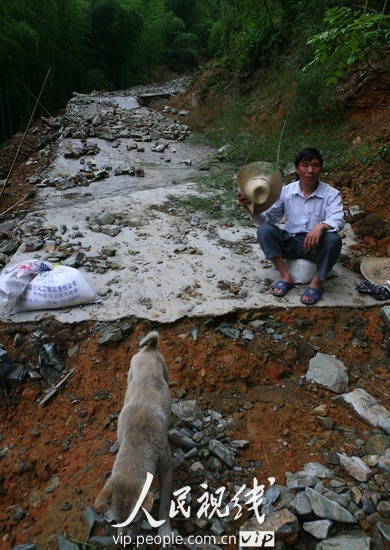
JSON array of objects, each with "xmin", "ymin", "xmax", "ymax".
[{"xmin": 257, "ymin": 223, "xmax": 342, "ymax": 281}]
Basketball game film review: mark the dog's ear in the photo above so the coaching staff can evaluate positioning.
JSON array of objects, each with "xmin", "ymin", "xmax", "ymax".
[
  {"xmin": 142, "ymin": 490, "xmax": 154, "ymax": 513},
  {"xmin": 95, "ymin": 479, "xmax": 113, "ymax": 508}
]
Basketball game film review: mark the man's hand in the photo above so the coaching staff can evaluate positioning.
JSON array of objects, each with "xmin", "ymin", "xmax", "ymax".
[
  {"xmin": 237, "ymin": 192, "xmax": 253, "ymax": 215},
  {"xmin": 304, "ymin": 223, "xmax": 329, "ymax": 251},
  {"xmin": 237, "ymin": 192, "xmax": 251, "ymax": 207}
]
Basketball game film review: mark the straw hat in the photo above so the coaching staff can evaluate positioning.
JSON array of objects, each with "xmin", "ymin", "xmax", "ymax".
[
  {"xmin": 360, "ymin": 257, "xmax": 390, "ymax": 288},
  {"xmin": 237, "ymin": 161, "xmax": 283, "ymax": 213}
]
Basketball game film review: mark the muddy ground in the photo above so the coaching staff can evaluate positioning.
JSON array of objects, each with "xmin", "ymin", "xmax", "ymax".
[{"xmin": 0, "ymin": 73, "xmax": 389, "ymax": 549}]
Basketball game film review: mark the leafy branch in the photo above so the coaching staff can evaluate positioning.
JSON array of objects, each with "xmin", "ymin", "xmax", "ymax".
[{"xmin": 303, "ymin": 7, "xmax": 390, "ymax": 85}]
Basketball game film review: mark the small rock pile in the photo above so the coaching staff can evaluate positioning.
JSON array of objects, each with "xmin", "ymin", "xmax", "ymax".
[
  {"xmin": 0, "ymin": 207, "xmax": 135, "ymax": 274},
  {"xmin": 33, "ymin": 82, "xmax": 191, "ymax": 191},
  {"xmin": 75, "ymin": 396, "xmax": 390, "ymax": 549}
]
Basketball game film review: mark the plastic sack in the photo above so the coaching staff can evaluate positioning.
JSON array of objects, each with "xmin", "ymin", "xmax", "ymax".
[
  {"xmin": 14, "ymin": 264, "xmax": 98, "ymax": 312},
  {"xmin": 0, "ymin": 260, "xmax": 53, "ymax": 302},
  {"xmin": 285, "ymin": 259, "xmax": 334, "ymax": 284}
]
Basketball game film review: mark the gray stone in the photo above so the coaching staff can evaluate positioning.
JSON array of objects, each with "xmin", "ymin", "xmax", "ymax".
[
  {"xmin": 333, "ymin": 388, "xmax": 390, "ymax": 429},
  {"xmin": 5, "ymin": 363, "xmax": 27, "ymax": 386},
  {"xmin": 315, "ymin": 532, "xmax": 371, "ymax": 549},
  {"xmin": 171, "ymin": 400, "xmax": 203, "ymax": 427},
  {"xmin": 217, "ymin": 326, "xmax": 240, "ymax": 339},
  {"xmin": 241, "ymin": 509, "xmax": 299, "ymax": 545},
  {"xmin": 97, "ymin": 212, "xmax": 115, "ymax": 225},
  {"xmin": 62, "ymin": 256, "xmax": 80, "ymax": 268},
  {"xmin": 361, "ymin": 496, "xmax": 375, "ymax": 515},
  {"xmin": 291, "ymin": 491, "xmax": 312, "ymax": 516},
  {"xmin": 351, "ymin": 487, "xmax": 362, "ymax": 504},
  {"xmin": 98, "ymin": 327, "xmax": 123, "ymax": 345},
  {"xmin": 380, "ymin": 305, "xmax": 390, "ymax": 329},
  {"xmin": 305, "ymin": 487, "xmax": 357, "ymax": 523},
  {"xmin": 210, "ymin": 518, "xmax": 225, "ymax": 536},
  {"xmin": 302, "ymin": 519, "xmax": 332, "ymax": 539},
  {"xmin": 338, "ymin": 454, "xmax": 373, "ymax": 482},
  {"xmin": 266, "ymin": 487, "xmax": 281, "ymax": 504},
  {"xmin": 378, "ymin": 416, "xmax": 390, "ymax": 435},
  {"xmin": 318, "ymin": 416, "xmax": 336, "ymax": 430},
  {"xmin": 378, "ymin": 454, "xmax": 390, "ymax": 473},
  {"xmin": 24, "ymin": 239, "xmax": 43, "ymax": 251},
  {"xmin": 306, "ymin": 353, "xmax": 349, "ymax": 393},
  {"xmin": 184, "ymin": 447, "xmax": 198, "ymax": 460},
  {"xmin": 230, "ymin": 440, "xmax": 249, "ymax": 449},
  {"xmin": 286, "ymin": 473, "xmax": 320, "ymax": 490},
  {"xmin": 303, "ymin": 462, "xmax": 336, "ymax": 479},
  {"xmin": 168, "ymin": 428, "xmax": 197, "ymax": 450},
  {"xmin": 261, "ymin": 503, "xmax": 276, "ymax": 518},
  {"xmin": 328, "ymin": 479, "xmax": 345, "ymax": 489},
  {"xmin": 101, "ymin": 247, "xmax": 116, "ymax": 257},
  {"xmin": 269, "ymin": 484, "xmax": 294, "ymax": 508},
  {"xmin": 377, "ymin": 500, "xmax": 390, "ymax": 518},
  {"xmin": 364, "ymin": 434, "xmax": 389, "ymax": 455},
  {"xmin": 322, "ymin": 490, "xmax": 350, "ymax": 509},
  {"xmin": 377, "ymin": 522, "xmax": 390, "ymax": 542},
  {"xmin": 208, "ymin": 439, "xmax": 236, "ymax": 467},
  {"xmin": 190, "ymin": 461, "xmax": 204, "ymax": 473},
  {"xmin": 101, "ymin": 224, "xmax": 121, "ymax": 236}
]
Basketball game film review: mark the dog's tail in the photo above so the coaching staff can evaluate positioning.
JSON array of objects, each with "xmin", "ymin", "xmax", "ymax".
[{"xmin": 139, "ymin": 330, "xmax": 159, "ymax": 351}]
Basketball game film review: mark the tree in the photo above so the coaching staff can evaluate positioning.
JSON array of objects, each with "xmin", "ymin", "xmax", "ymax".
[
  {"xmin": 304, "ymin": 6, "xmax": 390, "ymax": 85},
  {"xmin": 89, "ymin": 0, "xmax": 143, "ymax": 88},
  {"xmin": 54, "ymin": 0, "xmax": 90, "ymax": 99},
  {"xmin": 0, "ymin": 0, "xmax": 39, "ymax": 139}
]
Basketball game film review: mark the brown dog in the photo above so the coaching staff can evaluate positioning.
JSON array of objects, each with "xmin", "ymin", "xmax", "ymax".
[{"xmin": 95, "ymin": 331, "xmax": 173, "ymax": 547}]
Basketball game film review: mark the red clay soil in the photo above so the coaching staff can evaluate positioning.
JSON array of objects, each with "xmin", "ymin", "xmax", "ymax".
[{"xmin": 0, "ymin": 307, "xmax": 389, "ymax": 548}]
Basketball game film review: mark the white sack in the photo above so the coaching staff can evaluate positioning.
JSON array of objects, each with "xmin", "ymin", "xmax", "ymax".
[
  {"xmin": 0, "ymin": 260, "xmax": 53, "ymax": 302},
  {"xmin": 14, "ymin": 264, "xmax": 98, "ymax": 311},
  {"xmin": 285, "ymin": 259, "xmax": 335, "ymax": 284}
]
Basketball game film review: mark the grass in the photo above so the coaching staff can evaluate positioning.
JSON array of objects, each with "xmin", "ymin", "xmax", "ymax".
[
  {"xmin": 191, "ymin": 60, "xmax": 350, "ymax": 175},
  {"xmin": 175, "ymin": 59, "xmax": 364, "ymax": 218},
  {"xmin": 167, "ymin": 168, "xmax": 247, "ymax": 220}
]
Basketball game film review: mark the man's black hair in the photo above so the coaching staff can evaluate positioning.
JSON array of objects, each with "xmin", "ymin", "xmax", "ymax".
[{"xmin": 295, "ymin": 147, "xmax": 323, "ymax": 167}]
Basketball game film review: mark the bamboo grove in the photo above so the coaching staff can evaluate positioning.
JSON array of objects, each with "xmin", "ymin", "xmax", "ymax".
[{"xmin": 1, "ymin": 0, "xmax": 388, "ymax": 143}]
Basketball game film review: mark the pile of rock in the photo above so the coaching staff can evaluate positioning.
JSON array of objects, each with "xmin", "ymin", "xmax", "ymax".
[
  {"xmin": 81, "ymin": 396, "xmax": 390, "ymax": 549},
  {"xmin": 1, "ymin": 208, "xmax": 135, "ymax": 276},
  {"xmin": 16, "ymin": 78, "xmax": 192, "ymax": 194}
]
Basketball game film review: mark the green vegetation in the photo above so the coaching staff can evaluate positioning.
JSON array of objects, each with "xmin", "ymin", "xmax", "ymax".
[
  {"xmin": 1, "ymin": 0, "xmax": 388, "ymax": 155},
  {"xmin": 195, "ymin": 0, "xmax": 388, "ymax": 173},
  {"xmin": 304, "ymin": 6, "xmax": 390, "ymax": 85},
  {"xmin": 0, "ymin": 0, "xmax": 218, "ymax": 142},
  {"xmin": 196, "ymin": 61, "xmax": 349, "ymax": 174},
  {"xmin": 168, "ymin": 169, "xmax": 241, "ymax": 220}
]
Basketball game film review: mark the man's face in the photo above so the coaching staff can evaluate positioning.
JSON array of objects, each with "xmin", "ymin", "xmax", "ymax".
[{"xmin": 295, "ymin": 158, "xmax": 322, "ymax": 186}]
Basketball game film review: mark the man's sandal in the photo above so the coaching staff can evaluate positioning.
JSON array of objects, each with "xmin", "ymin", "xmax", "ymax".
[
  {"xmin": 356, "ymin": 279, "xmax": 390, "ymax": 301},
  {"xmin": 271, "ymin": 280, "xmax": 294, "ymax": 297},
  {"xmin": 300, "ymin": 286, "xmax": 322, "ymax": 305}
]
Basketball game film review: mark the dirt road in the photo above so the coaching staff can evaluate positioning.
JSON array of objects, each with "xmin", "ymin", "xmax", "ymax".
[{"xmin": 0, "ymin": 80, "xmax": 389, "ymax": 550}]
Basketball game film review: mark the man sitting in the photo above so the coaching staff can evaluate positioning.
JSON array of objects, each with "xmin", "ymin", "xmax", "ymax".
[{"xmin": 238, "ymin": 147, "xmax": 345, "ymax": 305}]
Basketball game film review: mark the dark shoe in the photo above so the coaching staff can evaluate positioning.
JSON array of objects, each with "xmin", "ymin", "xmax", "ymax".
[
  {"xmin": 356, "ymin": 279, "xmax": 390, "ymax": 301},
  {"xmin": 271, "ymin": 280, "xmax": 294, "ymax": 297},
  {"xmin": 300, "ymin": 286, "xmax": 322, "ymax": 305}
]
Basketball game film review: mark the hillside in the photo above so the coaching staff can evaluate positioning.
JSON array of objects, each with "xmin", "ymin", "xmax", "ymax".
[
  {"xmin": 0, "ymin": 67, "xmax": 389, "ymax": 549},
  {"xmin": 170, "ymin": 65, "xmax": 389, "ymax": 236}
]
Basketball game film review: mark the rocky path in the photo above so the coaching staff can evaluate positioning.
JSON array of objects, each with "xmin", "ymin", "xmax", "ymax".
[
  {"xmin": 0, "ymin": 80, "xmax": 389, "ymax": 550},
  {"xmin": 0, "ymin": 80, "xmax": 378, "ymax": 325}
]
